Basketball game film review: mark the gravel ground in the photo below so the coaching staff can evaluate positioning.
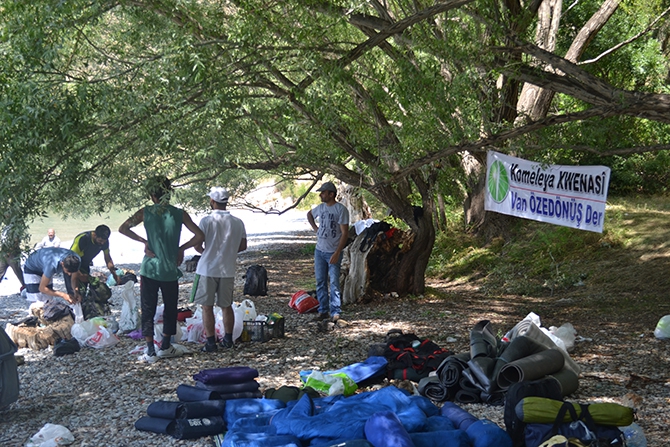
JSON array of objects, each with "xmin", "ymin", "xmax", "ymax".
[{"xmin": 1, "ymin": 222, "xmax": 667, "ymax": 446}]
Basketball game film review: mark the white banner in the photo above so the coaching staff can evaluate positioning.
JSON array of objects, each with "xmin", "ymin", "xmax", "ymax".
[{"xmin": 485, "ymin": 151, "xmax": 611, "ymax": 233}]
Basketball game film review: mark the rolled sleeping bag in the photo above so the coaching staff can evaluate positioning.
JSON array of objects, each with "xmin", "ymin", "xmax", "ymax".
[
  {"xmin": 548, "ymin": 367, "xmax": 580, "ymax": 396},
  {"xmin": 409, "ymin": 429, "xmax": 470, "ymax": 447},
  {"xmin": 147, "ymin": 399, "xmax": 226, "ymax": 419},
  {"xmin": 465, "ymin": 419, "xmax": 513, "ymax": 447},
  {"xmin": 364, "ymin": 411, "xmax": 416, "ymax": 447},
  {"xmin": 440, "ymin": 402, "xmax": 478, "ymax": 431},
  {"xmin": 506, "ymin": 321, "xmax": 581, "ymax": 376},
  {"xmin": 497, "ymin": 348, "xmax": 565, "ymax": 390},
  {"xmin": 514, "ymin": 397, "xmax": 635, "ymax": 426}
]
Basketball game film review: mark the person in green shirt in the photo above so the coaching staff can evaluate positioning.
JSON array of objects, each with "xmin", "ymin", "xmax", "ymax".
[{"xmin": 119, "ymin": 176, "xmax": 204, "ymax": 363}]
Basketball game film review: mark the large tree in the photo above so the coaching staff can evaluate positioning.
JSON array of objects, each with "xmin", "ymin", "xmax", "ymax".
[{"xmin": 1, "ymin": 0, "xmax": 669, "ymax": 295}]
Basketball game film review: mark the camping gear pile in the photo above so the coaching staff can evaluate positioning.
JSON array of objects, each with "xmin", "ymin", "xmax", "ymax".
[{"xmin": 5, "ymin": 301, "xmax": 75, "ymax": 351}]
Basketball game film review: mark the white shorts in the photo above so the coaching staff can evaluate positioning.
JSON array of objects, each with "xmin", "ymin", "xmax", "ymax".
[{"xmin": 193, "ymin": 276, "xmax": 234, "ymax": 307}]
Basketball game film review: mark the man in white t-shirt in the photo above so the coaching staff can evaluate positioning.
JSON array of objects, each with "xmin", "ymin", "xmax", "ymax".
[
  {"xmin": 307, "ymin": 181, "xmax": 350, "ymax": 324},
  {"xmin": 194, "ymin": 186, "xmax": 247, "ymax": 352},
  {"xmin": 35, "ymin": 228, "xmax": 61, "ymax": 249}
]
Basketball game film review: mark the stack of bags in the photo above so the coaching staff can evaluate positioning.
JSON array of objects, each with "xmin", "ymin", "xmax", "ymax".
[{"xmin": 135, "ymin": 366, "xmax": 260, "ymax": 441}]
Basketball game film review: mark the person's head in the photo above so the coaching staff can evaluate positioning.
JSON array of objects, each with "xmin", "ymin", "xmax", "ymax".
[
  {"xmin": 207, "ymin": 186, "xmax": 229, "ymax": 210},
  {"xmin": 47, "ymin": 228, "xmax": 55, "ymax": 239},
  {"xmin": 62, "ymin": 254, "xmax": 81, "ymax": 275},
  {"xmin": 147, "ymin": 176, "xmax": 172, "ymax": 203},
  {"xmin": 93, "ymin": 225, "xmax": 111, "ymax": 245},
  {"xmin": 316, "ymin": 181, "xmax": 337, "ymax": 203}
]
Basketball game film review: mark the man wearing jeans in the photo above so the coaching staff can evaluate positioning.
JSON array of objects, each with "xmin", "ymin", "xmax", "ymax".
[{"xmin": 307, "ymin": 181, "xmax": 350, "ymax": 325}]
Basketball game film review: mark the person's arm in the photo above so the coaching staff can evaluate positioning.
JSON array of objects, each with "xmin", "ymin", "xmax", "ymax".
[
  {"xmin": 35, "ymin": 238, "xmax": 45, "ymax": 250},
  {"xmin": 307, "ymin": 209, "xmax": 318, "ymax": 232},
  {"xmin": 177, "ymin": 212, "xmax": 205, "ymax": 266},
  {"xmin": 119, "ymin": 208, "xmax": 154, "ymax": 257},
  {"xmin": 54, "ymin": 237, "xmax": 61, "ymax": 248},
  {"xmin": 329, "ymin": 223, "xmax": 349, "ymax": 264},
  {"xmin": 39, "ymin": 274, "xmax": 73, "ymax": 302},
  {"xmin": 103, "ymin": 250, "xmax": 120, "ymax": 284},
  {"xmin": 238, "ymin": 238, "xmax": 247, "ymax": 252}
]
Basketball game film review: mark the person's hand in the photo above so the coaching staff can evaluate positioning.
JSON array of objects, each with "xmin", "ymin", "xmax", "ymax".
[
  {"xmin": 73, "ymin": 291, "xmax": 83, "ymax": 304},
  {"xmin": 113, "ymin": 273, "xmax": 121, "ymax": 284},
  {"xmin": 329, "ymin": 252, "xmax": 340, "ymax": 264},
  {"xmin": 176, "ymin": 247, "xmax": 185, "ymax": 266},
  {"xmin": 64, "ymin": 293, "xmax": 76, "ymax": 304},
  {"xmin": 144, "ymin": 243, "xmax": 156, "ymax": 258}
]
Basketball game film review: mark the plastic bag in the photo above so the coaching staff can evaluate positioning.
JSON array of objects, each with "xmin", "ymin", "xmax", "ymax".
[
  {"xmin": 236, "ymin": 299, "xmax": 257, "ymax": 321},
  {"xmin": 550, "ymin": 323, "xmax": 577, "ymax": 352},
  {"xmin": 26, "ymin": 423, "xmax": 75, "ymax": 447},
  {"xmin": 71, "ymin": 320, "xmax": 103, "ymax": 345},
  {"xmin": 289, "ymin": 290, "xmax": 319, "ymax": 314},
  {"xmin": 118, "ymin": 281, "xmax": 140, "ymax": 333},
  {"xmin": 654, "ymin": 315, "xmax": 670, "ymax": 339},
  {"xmin": 153, "ymin": 323, "xmax": 183, "ymax": 343},
  {"xmin": 304, "ymin": 371, "xmax": 357, "ymax": 397},
  {"xmin": 84, "ymin": 326, "xmax": 119, "ymax": 349},
  {"xmin": 153, "ymin": 304, "xmax": 164, "ymax": 324},
  {"xmin": 71, "ymin": 303, "xmax": 84, "ymax": 324},
  {"xmin": 183, "ymin": 305, "xmax": 244, "ymax": 343}
]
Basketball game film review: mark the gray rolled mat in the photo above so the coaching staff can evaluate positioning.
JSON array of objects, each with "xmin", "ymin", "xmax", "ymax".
[
  {"xmin": 497, "ymin": 348, "xmax": 565, "ymax": 390},
  {"xmin": 506, "ymin": 319, "xmax": 581, "ymax": 376},
  {"xmin": 549, "ymin": 367, "xmax": 580, "ymax": 396},
  {"xmin": 491, "ymin": 335, "xmax": 549, "ymax": 382}
]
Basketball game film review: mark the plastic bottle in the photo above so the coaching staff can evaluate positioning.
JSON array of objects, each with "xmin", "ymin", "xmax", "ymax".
[{"xmin": 620, "ymin": 422, "xmax": 647, "ymax": 447}]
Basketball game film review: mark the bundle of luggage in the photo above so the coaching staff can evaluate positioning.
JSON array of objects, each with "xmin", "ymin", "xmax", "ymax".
[{"xmin": 5, "ymin": 301, "xmax": 75, "ymax": 351}]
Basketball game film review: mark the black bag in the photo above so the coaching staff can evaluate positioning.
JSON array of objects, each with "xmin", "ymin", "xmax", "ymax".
[
  {"xmin": 118, "ymin": 271, "xmax": 138, "ymax": 285},
  {"xmin": 43, "ymin": 300, "xmax": 74, "ymax": 322},
  {"xmin": 0, "ymin": 326, "xmax": 19, "ymax": 409},
  {"xmin": 359, "ymin": 222, "xmax": 392, "ymax": 252},
  {"xmin": 504, "ymin": 377, "xmax": 564, "ymax": 447},
  {"xmin": 382, "ymin": 330, "xmax": 452, "ymax": 382},
  {"xmin": 243, "ymin": 265, "xmax": 268, "ymax": 296},
  {"xmin": 53, "ymin": 338, "xmax": 81, "ymax": 357},
  {"xmin": 81, "ymin": 276, "xmax": 112, "ymax": 320}
]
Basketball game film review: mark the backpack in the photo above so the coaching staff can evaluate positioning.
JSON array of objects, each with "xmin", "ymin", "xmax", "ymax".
[
  {"xmin": 43, "ymin": 300, "xmax": 74, "ymax": 322},
  {"xmin": 0, "ymin": 326, "xmax": 19, "ymax": 409},
  {"xmin": 382, "ymin": 330, "xmax": 452, "ymax": 382},
  {"xmin": 243, "ymin": 265, "xmax": 268, "ymax": 296},
  {"xmin": 81, "ymin": 276, "xmax": 112, "ymax": 320},
  {"xmin": 359, "ymin": 222, "xmax": 392, "ymax": 252},
  {"xmin": 504, "ymin": 377, "xmax": 564, "ymax": 447}
]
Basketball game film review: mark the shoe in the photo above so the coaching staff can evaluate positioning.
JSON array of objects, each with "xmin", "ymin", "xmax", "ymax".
[
  {"xmin": 157, "ymin": 344, "xmax": 189, "ymax": 358},
  {"xmin": 138, "ymin": 351, "xmax": 159, "ymax": 363},
  {"xmin": 332, "ymin": 315, "xmax": 349, "ymax": 327},
  {"xmin": 219, "ymin": 339, "xmax": 234, "ymax": 350},
  {"xmin": 201, "ymin": 343, "xmax": 218, "ymax": 353},
  {"xmin": 313, "ymin": 313, "xmax": 329, "ymax": 322}
]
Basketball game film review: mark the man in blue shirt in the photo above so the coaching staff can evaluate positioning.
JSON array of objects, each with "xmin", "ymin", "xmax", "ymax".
[{"xmin": 23, "ymin": 247, "xmax": 81, "ymax": 303}]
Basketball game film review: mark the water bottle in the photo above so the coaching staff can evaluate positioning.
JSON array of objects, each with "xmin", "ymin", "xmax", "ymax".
[{"xmin": 620, "ymin": 422, "xmax": 647, "ymax": 447}]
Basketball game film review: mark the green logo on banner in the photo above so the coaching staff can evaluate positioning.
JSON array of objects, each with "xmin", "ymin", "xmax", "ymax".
[{"xmin": 488, "ymin": 160, "xmax": 509, "ymax": 203}]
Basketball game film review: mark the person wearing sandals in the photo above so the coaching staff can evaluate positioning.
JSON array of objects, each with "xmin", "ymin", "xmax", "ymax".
[
  {"xmin": 119, "ymin": 176, "xmax": 204, "ymax": 363},
  {"xmin": 193, "ymin": 187, "xmax": 247, "ymax": 352}
]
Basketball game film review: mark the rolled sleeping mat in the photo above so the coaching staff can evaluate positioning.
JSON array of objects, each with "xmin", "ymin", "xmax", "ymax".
[
  {"xmin": 440, "ymin": 402, "xmax": 478, "ymax": 431},
  {"xmin": 465, "ymin": 419, "xmax": 513, "ymax": 447},
  {"xmin": 147, "ymin": 399, "xmax": 226, "ymax": 419},
  {"xmin": 193, "ymin": 366, "xmax": 259, "ymax": 385},
  {"xmin": 491, "ymin": 336, "xmax": 548, "ymax": 381},
  {"xmin": 506, "ymin": 321, "xmax": 581, "ymax": 376},
  {"xmin": 454, "ymin": 376, "xmax": 481, "ymax": 404},
  {"xmin": 418, "ymin": 375, "xmax": 449, "ymax": 402},
  {"xmin": 364, "ymin": 411, "xmax": 416, "ymax": 447},
  {"xmin": 497, "ymin": 349, "xmax": 565, "ymax": 390},
  {"xmin": 470, "ymin": 320, "xmax": 498, "ymax": 359},
  {"xmin": 195, "ymin": 379, "xmax": 260, "ymax": 394},
  {"xmin": 436, "ymin": 353, "xmax": 470, "ymax": 388},
  {"xmin": 548, "ymin": 367, "xmax": 580, "ymax": 396},
  {"xmin": 135, "ymin": 416, "xmax": 226, "ymax": 439},
  {"xmin": 514, "ymin": 397, "xmax": 635, "ymax": 426},
  {"xmin": 466, "ymin": 356, "xmax": 496, "ymax": 393},
  {"xmin": 177, "ymin": 384, "xmax": 221, "ymax": 402}
]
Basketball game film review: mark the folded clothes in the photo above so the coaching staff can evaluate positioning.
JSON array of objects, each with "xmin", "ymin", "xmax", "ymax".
[
  {"xmin": 135, "ymin": 416, "xmax": 225, "ymax": 439},
  {"xmin": 147, "ymin": 399, "xmax": 226, "ymax": 419},
  {"xmin": 195, "ymin": 379, "xmax": 260, "ymax": 394},
  {"xmin": 193, "ymin": 366, "xmax": 259, "ymax": 385}
]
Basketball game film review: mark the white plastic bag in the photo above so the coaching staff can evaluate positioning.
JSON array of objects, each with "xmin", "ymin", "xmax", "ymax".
[
  {"xmin": 236, "ymin": 299, "xmax": 257, "ymax": 321},
  {"xmin": 85, "ymin": 326, "xmax": 119, "ymax": 349},
  {"xmin": 118, "ymin": 281, "xmax": 140, "ymax": 333},
  {"xmin": 550, "ymin": 323, "xmax": 577, "ymax": 352},
  {"xmin": 26, "ymin": 423, "xmax": 75, "ymax": 447},
  {"xmin": 654, "ymin": 315, "xmax": 670, "ymax": 339},
  {"xmin": 71, "ymin": 320, "xmax": 103, "ymax": 345},
  {"xmin": 70, "ymin": 303, "xmax": 84, "ymax": 324},
  {"xmin": 153, "ymin": 304, "xmax": 164, "ymax": 324},
  {"xmin": 153, "ymin": 322, "xmax": 183, "ymax": 343},
  {"xmin": 184, "ymin": 316, "xmax": 205, "ymax": 343}
]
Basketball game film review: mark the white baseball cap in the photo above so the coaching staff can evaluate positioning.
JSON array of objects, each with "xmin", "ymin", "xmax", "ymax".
[{"xmin": 207, "ymin": 186, "xmax": 229, "ymax": 203}]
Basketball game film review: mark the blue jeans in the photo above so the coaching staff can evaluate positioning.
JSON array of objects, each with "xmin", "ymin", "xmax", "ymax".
[{"xmin": 314, "ymin": 249, "xmax": 342, "ymax": 316}]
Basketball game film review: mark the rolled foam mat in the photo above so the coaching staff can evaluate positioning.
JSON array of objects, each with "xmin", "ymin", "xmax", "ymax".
[
  {"xmin": 506, "ymin": 320, "xmax": 581, "ymax": 375},
  {"xmin": 147, "ymin": 399, "xmax": 226, "ymax": 419},
  {"xmin": 548, "ymin": 367, "xmax": 580, "ymax": 396},
  {"xmin": 193, "ymin": 366, "xmax": 259, "ymax": 384},
  {"xmin": 497, "ymin": 349, "xmax": 565, "ymax": 390}
]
